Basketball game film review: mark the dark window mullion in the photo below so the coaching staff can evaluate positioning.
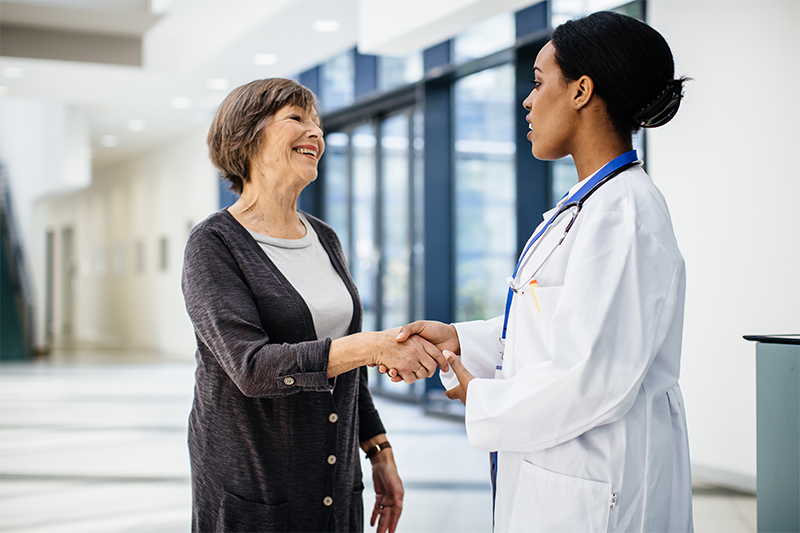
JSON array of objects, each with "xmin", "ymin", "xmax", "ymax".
[
  {"xmin": 374, "ymin": 116, "xmax": 384, "ymax": 332},
  {"xmin": 405, "ymin": 109, "xmax": 416, "ymax": 324}
]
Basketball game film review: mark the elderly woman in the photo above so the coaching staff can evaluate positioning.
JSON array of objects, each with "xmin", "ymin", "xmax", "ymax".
[{"xmin": 182, "ymin": 78, "xmax": 446, "ymax": 533}]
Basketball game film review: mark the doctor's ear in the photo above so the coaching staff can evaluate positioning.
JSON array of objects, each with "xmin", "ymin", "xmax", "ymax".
[{"xmin": 572, "ymin": 75, "xmax": 595, "ymax": 111}]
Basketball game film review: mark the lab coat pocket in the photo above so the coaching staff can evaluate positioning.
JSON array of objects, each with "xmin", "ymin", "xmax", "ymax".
[
  {"xmin": 508, "ymin": 460, "xmax": 612, "ymax": 533},
  {"xmin": 526, "ymin": 284, "xmax": 562, "ymax": 348}
]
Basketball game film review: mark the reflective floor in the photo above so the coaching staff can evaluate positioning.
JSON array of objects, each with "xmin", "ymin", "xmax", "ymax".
[{"xmin": 0, "ymin": 347, "xmax": 756, "ymax": 532}]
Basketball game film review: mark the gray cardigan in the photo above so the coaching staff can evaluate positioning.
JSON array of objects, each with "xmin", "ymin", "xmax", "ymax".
[{"xmin": 182, "ymin": 209, "xmax": 385, "ymax": 533}]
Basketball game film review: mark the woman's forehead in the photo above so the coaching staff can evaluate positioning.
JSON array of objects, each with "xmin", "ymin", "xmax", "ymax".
[
  {"xmin": 534, "ymin": 41, "xmax": 557, "ymax": 72},
  {"xmin": 279, "ymin": 103, "xmax": 319, "ymax": 119}
]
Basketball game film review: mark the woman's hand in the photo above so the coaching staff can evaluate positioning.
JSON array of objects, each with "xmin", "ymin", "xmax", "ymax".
[
  {"xmin": 381, "ymin": 321, "xmax": 461, "ymax": 381},
  {"xmin": 363, "ymin": 436, "xmax": 403, "ymax": 533},
  {"xmin": 395, "ymin": 321, "xmax": 460, "ymax": 354},
  {"xmin": 328, "ymin": 329, "xmax": 448, "ymax": 382}
]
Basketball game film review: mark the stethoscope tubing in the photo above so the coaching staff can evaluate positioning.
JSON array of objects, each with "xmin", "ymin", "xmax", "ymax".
[
  {"xmin": 499, "ymin": 153, "xmax": 641, "ymax": 348},
  {"xmin": 508, "ymin": 159, "xmax": 642, "ymax": 293}
]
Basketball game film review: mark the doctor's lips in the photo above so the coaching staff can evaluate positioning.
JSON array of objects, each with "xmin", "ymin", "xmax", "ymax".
[{"xmin": 292, "ymin": 145, "xmax": 319, "ymax": 159}]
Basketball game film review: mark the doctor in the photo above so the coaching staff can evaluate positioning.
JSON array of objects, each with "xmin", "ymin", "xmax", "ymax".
[{"xmin": 394, "ymin": 11, "xmax": 692, "ymax": 532}]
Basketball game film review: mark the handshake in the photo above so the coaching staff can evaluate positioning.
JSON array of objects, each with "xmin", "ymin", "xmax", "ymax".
[
  {"xmin": 330, "ymin": 320, "xmax": 476, "ymax": 404},
  {"xmin": 370, "ymin": 321, "xmax": 474, "ymax": 405}
]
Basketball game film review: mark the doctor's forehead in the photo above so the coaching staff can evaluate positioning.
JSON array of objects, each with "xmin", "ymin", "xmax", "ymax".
[{"xmin": 534, "ymin": 41, "xmax": 557, "ymax": 71}]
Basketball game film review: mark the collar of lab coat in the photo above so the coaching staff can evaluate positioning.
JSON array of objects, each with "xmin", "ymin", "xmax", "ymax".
[{"xmin": 549, "ymin": 156, "xmax": 642, "ymax": 218}]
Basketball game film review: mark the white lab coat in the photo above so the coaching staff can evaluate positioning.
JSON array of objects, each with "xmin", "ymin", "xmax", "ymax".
[{"xmin": 441, "ymin": 164, "xmax": 693, "ymax": 532}]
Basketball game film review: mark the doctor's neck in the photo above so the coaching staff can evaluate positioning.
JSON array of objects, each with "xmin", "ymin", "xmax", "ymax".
[{"xmin": 571, "ymin": 127, "xmax": 633, "ymax": 182}]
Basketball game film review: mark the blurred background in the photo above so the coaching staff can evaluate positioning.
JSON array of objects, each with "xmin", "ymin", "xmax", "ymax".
[{"xmin": 0, "ymin": 0, "xmax": 797, "ymax": 531}]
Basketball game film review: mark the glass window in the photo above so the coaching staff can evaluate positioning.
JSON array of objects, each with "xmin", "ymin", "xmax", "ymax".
[
  {"xmin": 453, "ymin": 12, "xmax": 515, "ymax": 64},
  {"xmin": 551, "ymin": 156, "xmax": 578, "ymax": 207},
  {"xmin": 381, "ymin": 113, "xmax": 411, "ymax": 329},
  {"xmin": 320, "ymin": 50, "xmax": 355, "ymax": 113},
  {"xmin": 454, "ymin": 65, "xmax": 516, "ymax": 321},
  {"xmin": 551, "ymin": 0, "xmax": 643, "ymax": 26},
  {"xmin": 378, "ymin": 52, "xmax": 424, "ymax": 92},
  {"xmin": 351, "ymin": 124, "xmax": 378, "ymax": 331},
  {"xmin": 323, "ymin": 131, "xmax": 351, "ymax": 255}
]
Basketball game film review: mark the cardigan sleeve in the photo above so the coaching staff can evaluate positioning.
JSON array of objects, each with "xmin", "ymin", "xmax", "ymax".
[{"xmin": 182, "ymin": 224, "xmax": 333, "ymax": 398}]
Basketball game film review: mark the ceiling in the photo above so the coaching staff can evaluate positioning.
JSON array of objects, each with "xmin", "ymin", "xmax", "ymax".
[
  {"xmin": 0, "ymin": 0, "xmax": 361, "ymax": 167},
  {"xmin": 0, "ymin": 0, "xmax": 539, "ymax": 168}
]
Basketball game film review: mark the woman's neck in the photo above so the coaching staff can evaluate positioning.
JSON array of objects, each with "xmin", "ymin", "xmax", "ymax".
[
  {"xmin": 572, "ymin": 135, "xmax": 634, "ymax": 182},
  {"xmin": 228, "ymin": 170, "xmax": 307, "ymax": 239}
]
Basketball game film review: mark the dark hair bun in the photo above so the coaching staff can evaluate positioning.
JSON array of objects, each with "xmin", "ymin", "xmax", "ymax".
[
  {"xmin": 551, "ymin": 11, "xmax": 687, "ymax": 136},
  {"xmin": 634, "ymin": 79, "xmax": 685, "ymax": 128}
]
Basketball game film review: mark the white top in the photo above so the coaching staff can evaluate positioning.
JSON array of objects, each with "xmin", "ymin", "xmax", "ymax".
[
  {"xmin": 248, "ymin": 214, "xmax": 353, "ymax": 342},
  {"xmin": 441, "ymin": 164, "xmax": 692, "ymax": 532}
]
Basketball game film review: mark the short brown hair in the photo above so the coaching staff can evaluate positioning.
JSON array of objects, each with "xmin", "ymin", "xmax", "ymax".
[{"xmin": 207, "ymin": 78, "xmax": 319, "ymax": 194}]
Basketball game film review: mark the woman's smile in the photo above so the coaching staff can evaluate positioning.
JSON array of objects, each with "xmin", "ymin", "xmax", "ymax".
[{"xmin": 292, "ymin": 144, "xmax": 319, "ymax": 160}]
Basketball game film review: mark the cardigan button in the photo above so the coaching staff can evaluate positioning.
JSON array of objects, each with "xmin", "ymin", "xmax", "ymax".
[
  {"xmin": 283, "ymin": 376, "xmax": 295, "ymax": 386},
  {"xmin": 323, "ymin": 496, "xmax": 333, "ymax": 507},
  {"xmin": 327, "ymin": 454, "xmax": 337, "ymax": 465},
  {"xmin": 328, "ymin": 413, "xmax": 339, "ymax": 423}
]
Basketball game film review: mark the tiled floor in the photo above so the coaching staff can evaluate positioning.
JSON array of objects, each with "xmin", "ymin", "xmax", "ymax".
[{"xmin": 0, "ymin": 348, "xmax": 756, "ymax": 532}]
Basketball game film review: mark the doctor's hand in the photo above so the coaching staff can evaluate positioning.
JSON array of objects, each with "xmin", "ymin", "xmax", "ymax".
[
  {"xmin": 333, "ymin": 328, "xmax": 447, "ymax": 383},
  {"xmin": 443, "ymin": 351, "xmax": 475, "ymax": 406},
  {"xmin": 395, "ymin": 320, "xmax": 460, "ymax": 354},
  {"xmin": 371, "ymin": 327, "xmax": 449, "ymax": 384},
  {"xmin": 381, "ymin": 321, "xmax": 460, "ymax": 381}
]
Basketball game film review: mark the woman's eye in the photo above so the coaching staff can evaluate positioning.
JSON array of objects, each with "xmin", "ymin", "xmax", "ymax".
[
  {"xmin": 530, "ymin": 80, "xmax": 541, "ymax": 89},
  {"xmin": 289, "ymin": 115, "xmax": 302, "ymax": 121}
]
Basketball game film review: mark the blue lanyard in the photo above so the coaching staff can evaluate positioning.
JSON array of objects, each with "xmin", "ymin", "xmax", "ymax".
[{"xmin": 499, "ymin": 150, "xmax": 639, "ymax": 345}]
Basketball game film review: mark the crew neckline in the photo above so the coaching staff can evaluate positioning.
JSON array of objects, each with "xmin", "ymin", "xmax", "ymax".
[{"xmin": 246, "ymin": 213, "xmax": 313, "ymax": 249}]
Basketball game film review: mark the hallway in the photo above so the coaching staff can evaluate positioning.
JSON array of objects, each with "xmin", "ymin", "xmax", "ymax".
[{"xmin": 0, "ymin": 347, "xmax": 755, "ymax": 532}]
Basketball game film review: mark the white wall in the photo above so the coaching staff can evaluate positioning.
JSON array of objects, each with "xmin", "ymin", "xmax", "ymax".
[
  {"xmin": 0, "ymin": 98, "xmax": 91, "ymax": 254},
  {"xmin": 32, "ymin": 127, "xmax": 218, "ymax": 357},
  {"xmin": 647, "ymin": 0, "xmax": 800, "ymax": 491},
  {"xmin": 1, "ymin": 97, "xmax": 93, "ymax": 349}
]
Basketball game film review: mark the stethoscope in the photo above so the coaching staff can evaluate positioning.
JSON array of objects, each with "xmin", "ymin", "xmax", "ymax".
[{"xmin": 499, "ymin": 150, "xmax": 642, "ymax": 357}]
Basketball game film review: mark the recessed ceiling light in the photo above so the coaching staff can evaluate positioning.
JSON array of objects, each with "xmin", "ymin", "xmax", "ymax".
[
  {"xmin": 128, "ymin": 119, "xmax": 147, "ymax": 132},
  {"xmin": 1, "ymin": 67, "xmax": 24, "ymax": 79},
  {"xmin": 253, "ymin": 53, "xmax": 278, "ymax": 66},
  {"xmin": 312, "ymin": 20, "xmax": 340, "ymax": 32},
  {"xmin": 170, "ymin": 97, "xmax": 192, "ymax": 110},
  {"xmin": 206, "ymin": 78, "xmax": 230, "ymax": 91},
  {"xmin": 101, "ymin": 135, "xmax": 119, "ymax": 147}
]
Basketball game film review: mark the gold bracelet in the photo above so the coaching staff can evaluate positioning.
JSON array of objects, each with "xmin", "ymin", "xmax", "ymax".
[{"xmin": 365, "ymin": 441, "xmax": 391, "ymax": 460}]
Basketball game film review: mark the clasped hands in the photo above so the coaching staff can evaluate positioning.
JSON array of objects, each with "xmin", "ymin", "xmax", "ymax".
[{"xmin": 374, "ymin": 321, "xmax": 475, "ymax": 405}]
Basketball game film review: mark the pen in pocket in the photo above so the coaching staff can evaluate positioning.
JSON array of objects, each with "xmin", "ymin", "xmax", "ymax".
[{"xmin": 529, "ymin": 280, "xmax": 540, "ymax": 313}]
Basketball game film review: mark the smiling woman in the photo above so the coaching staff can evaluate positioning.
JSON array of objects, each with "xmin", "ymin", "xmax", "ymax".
[{"xmin": 182, "ymin": 78, "xmax": 450, "ymax": 533}]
